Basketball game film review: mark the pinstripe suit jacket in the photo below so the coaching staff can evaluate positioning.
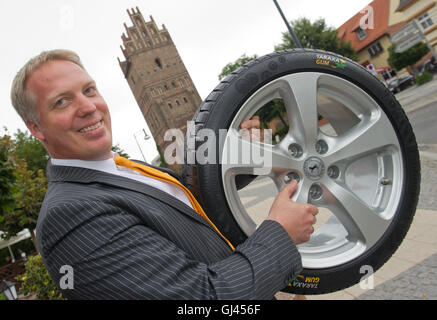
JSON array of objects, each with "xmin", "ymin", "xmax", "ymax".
[{"xmin": 36, "ymin": 162, "xmax": 302, "ymax": 300}]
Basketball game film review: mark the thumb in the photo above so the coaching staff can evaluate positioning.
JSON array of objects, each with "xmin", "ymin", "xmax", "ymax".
[{"xmin": 280, "ymin": 179, "xmax": 298, "ymax": 199}]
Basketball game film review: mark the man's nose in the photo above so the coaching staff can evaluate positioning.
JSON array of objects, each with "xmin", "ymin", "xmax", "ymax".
[{"xmin": 76, "ymin": 94, "xmax": 97, "ymax": 116}]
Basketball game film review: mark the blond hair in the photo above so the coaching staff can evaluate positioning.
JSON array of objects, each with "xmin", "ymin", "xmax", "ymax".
[{"xmin": 11, "ymin": 49, "xmax": 85, "ymax": 124}]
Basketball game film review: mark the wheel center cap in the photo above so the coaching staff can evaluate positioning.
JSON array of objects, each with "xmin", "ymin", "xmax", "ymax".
[{"xmin": 304, "ymin": 156, "xmax": 325, "ymax": 180}]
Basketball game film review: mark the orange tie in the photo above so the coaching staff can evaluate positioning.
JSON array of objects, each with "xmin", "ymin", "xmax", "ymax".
[{"xmin": 114, "ymin": 156, "xmax": 235, "ymax": 251}]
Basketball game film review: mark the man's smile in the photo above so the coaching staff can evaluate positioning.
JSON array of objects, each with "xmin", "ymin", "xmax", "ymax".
[{"xmin": 79, "ymin": 119, "xmax": 103, "ymax": 133}]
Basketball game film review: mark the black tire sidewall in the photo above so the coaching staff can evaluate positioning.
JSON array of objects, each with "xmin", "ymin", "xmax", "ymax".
[{"xmin": 191, "ymin": 49, "xmax": 420, "ymax": 294}]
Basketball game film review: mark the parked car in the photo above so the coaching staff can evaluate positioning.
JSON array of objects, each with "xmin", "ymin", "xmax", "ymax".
[
  {"xmin": 418, "ymin": 58, "xmax": 437, "ymax": 75},
  {"xmin": 387, "ymin": 73, "xmax": 415, "ymax": 94}
]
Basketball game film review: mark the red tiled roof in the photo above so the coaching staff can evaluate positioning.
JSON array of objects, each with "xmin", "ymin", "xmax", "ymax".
[{"xmin": 338, "ymin": 0, "xmax": 390, "ymax": 52}]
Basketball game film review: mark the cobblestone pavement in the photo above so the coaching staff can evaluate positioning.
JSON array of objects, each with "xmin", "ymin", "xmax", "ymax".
[{"xmin": 357, "ymin": 251, "xmax": 437, "ymax": 300}]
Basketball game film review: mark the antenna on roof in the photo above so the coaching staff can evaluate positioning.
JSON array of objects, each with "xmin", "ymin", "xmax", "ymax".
[{"xmin": 273, "ymin": 0, "xmax": 303, "ymax": 48}]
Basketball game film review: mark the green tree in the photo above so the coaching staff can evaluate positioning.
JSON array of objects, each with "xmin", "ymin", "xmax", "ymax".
[
  {"xmin": 219, "ymin": 54, "xmax": 259, "ymax": 80},
  {"xmin": 111, "ymin": 144, "xmax": 130, "ymax": 158},
  {"xmin": 0, "ymin": 160, "xmax": 47, "ymax": 252},
  {"xmin": 275, "ymin": 17, "xmax": 357, "ymax": 61},
  {"xmin": 0, "ymin": 129, "xmax": 48, "ymax": 252},
  {"xmin": 13, "ymin": 129, "xmax": 49, "ymax": 174},
  {"xmin": 17, "ymin": 254, "xmax": 64, "ymax": 300},
  {"xmin": 0, "ymin": 131, "xmax": 16, "ymax": 219},
  {"xmin": 388, "ymin": 42, "xmax": 430, "ymax": 71},
  {"xmin": 156, "ymin": 144, "xmax": 168, "ymax": 168},
  {"xmin": 255, "ymin": 99, "xmax": 288, "ymax": 128}
]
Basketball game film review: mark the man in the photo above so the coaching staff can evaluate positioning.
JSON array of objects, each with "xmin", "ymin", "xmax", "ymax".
[{"xmin": 11, "ymin": 49, "xmax": 318, "ymax": 299}]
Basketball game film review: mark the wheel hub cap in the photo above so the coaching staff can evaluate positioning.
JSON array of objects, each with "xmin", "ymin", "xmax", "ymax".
[{"xmin": 303, "ymin": 156, "xmax": 325, "ymax": 180}]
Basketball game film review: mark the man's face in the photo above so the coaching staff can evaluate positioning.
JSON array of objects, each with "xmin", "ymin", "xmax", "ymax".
[{"xmin": 26, "ymin": 60, "xmax": 113, "ymax": 160}]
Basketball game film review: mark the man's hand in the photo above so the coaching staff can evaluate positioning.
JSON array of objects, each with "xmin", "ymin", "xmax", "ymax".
[
  {"xmin": 240, "ymin": 116, "xmax": 261, "ymax": 142},
  {"xmin": 240, "ymin": 115, "xmax": 260, "ymax": 130},
  {"xmin": 267, "ymin": 180, "xmax": 318, "ymax": 245}
]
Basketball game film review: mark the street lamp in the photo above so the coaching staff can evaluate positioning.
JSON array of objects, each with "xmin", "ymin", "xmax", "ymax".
[
  {"xmin": 1, "ymin": 280, "xmax": 18, "ymax": 300},
  {"xmin": 133, "ymin": 128, "xmax": 151, "ymax": 162}
]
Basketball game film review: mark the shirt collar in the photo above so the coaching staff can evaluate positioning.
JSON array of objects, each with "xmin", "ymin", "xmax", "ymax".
[{"xmin": 50, "ymin": 152, "xmax": 120, "ymax": 175}]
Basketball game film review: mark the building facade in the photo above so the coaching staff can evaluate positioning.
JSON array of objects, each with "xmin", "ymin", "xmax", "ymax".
[
  {"xmin": 118, "ymin": 7, "xmax": 202, "ymax": 162},
  {"xmin": 338, "ymin": 0, "xmax": 437, "ymax": 81},
  {"xmin": 396, "ymin": 0, "xmax": 437, "ymax": 51},
  {"xmin": 338, "ymin": 0, "xmax": 408, "ymax": 82}
]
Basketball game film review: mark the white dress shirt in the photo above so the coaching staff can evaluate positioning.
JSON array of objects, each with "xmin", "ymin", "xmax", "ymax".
[{"xmin": 50, "ymin": 153, "xmax": 193, "ymax": 209}]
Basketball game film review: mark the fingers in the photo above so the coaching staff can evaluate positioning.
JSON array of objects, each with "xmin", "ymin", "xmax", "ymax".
[
  {"xmin": 250, "ymin": 116, "xmax": 260, "ymax": 129},
  {"xmin": 240, "ymin": 116, "xmax": 260, "ymax": 130},
  {"xmin": 309, "ymin": 205, "xmax": 319, "ymax": 216},
  {"xmin": 279, "ymin": 180, "xmax": 298, "ymax": 199}
]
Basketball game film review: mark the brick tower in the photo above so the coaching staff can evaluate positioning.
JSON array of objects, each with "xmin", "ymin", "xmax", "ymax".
[{"xmin": 118, "ymin": 7, "xmax": 202, "ymax": 163}]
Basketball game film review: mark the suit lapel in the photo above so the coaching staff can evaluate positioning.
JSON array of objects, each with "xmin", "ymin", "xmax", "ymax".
[{"xmin": 47, "ymin": 162, "xmax": 214, "ymax": 230}]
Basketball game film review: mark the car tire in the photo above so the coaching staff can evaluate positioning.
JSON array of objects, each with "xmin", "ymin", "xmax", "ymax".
[{"xmin": 182, "ymin": 49, "xmax": 421, "ymax": 294}]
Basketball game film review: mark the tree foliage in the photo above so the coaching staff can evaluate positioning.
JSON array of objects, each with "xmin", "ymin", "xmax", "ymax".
[
  {"xmin": 12, "ymin": 129, "xmax": 49, "ymax": 174},
  {"xmin": 387, "ymin": 42, "xmax": 430, "ymax": 71},
  {"xmin": 0, "ymin": 131, "xmax": 16, "ymax": 218},
  {"xmin": 111, "ymin": 143, "xmax": 130, "ymax": 158},
  {"xmin": 274, "ymin": 17, "xmax": 357, "ymax": 61},
  {"xmin": 17, "ymin": 254, "xmax": 64, "ymax": 300},
  {"xmin": 219, "ymin": 54, "xmax": 259, "ymax": 80},
  {"xmin": 156, "ymin": 144, "xmax": 169, "ymax": 168},
  {"xmin": 0, "ymin": 129, "xmax": 48, "ymax": 252},
  {"xmin": 255, "ymin": 99, "xmax": 288, "ymax": 129},
  {"xmin": 3, "ymin": 160, "xmax": 47, "ymax": 250},
  {"xmin": 218, "ymin": 18, "xmax": 358, "ymax": 82}
]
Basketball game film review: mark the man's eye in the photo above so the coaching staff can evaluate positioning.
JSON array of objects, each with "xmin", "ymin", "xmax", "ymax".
[
  {"xmin": 84, "ymin": 87, "xmax": 96, "ymax": 95},
  {"xmin": 55, "ymin": 98, "xmax": 68, "ymax": 107}
]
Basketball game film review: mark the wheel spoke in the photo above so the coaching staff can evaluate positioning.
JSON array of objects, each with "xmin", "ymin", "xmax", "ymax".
[
  {"xmin": 282, "ymin": 73, "xmax": 320, "ymax": 152},
  {"xmin": 293, "ymin": 179, "xmax": 312, "ymax": 204},
  {"xmin": 219, "ymin": 70, "xmax": 408, "ymax": 270},
  {"xmin": 324, "ymin": 114, "xmax": 398, "ymax": 166},
  {"xmin": 222, "ymin": 130, "xmax": 299, "ymax": 177},
  {"xmin": 322, "ymin": 178, "xmax": 391, "ymax": 249}
]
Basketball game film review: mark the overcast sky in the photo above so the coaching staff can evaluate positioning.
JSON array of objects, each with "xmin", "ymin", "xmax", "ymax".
[{"xmin": 0, "ymin": 0, "xmax": 371, "ymax": 161}]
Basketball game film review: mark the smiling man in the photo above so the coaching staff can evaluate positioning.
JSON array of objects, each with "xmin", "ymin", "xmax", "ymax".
[
  {"xmin": 10, "ymin": 49, "xmax": 317, "ymax": 300},
  {"xmin": 21, "ymin": 56, "xmax": 112, "ymax": 161}
]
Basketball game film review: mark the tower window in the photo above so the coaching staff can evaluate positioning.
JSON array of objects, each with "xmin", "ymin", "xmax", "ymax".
[
  {"xmin": 155, "ymin": 58, "xmax": 163, "ymax": 69},
  {"xmin": 168, "ymin": 103, "xmax": 173, "ymax": 109},
  {"xmin": 176, "ymin": 100, "xmax": 180, "ymax": 106},
  {"xmin": 183, "ymin": 97, "xmax": 188, "ymax": 103}
]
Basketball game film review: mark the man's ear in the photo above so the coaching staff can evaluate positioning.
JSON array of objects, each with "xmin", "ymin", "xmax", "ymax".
[{"xmin": 25, "ymin": 120, "xmax": 46, "ymax": 142}]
